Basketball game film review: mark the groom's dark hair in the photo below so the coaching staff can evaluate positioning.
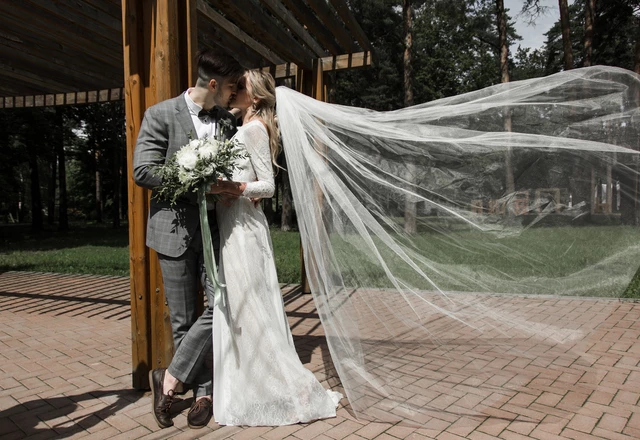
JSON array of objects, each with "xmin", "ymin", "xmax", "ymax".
[{"xmin": 196, "ymin": 48, "xmax": 245, "ymax": 87}]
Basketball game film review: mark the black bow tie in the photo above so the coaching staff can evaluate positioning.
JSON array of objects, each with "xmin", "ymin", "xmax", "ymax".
[{"xmin": 198, "ymin": 107, "xmax": 220, "ymax": 119}]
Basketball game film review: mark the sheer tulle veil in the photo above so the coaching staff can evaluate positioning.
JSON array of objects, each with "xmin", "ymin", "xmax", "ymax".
[{"xmin": 275, "ymin": 66, "xmax": 640, "ymax": 423}]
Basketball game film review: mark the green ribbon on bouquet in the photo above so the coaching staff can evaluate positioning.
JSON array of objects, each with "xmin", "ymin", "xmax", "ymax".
[{"xmin": 197, "ymin": 184, "xmax": 225, "ymax": 309}]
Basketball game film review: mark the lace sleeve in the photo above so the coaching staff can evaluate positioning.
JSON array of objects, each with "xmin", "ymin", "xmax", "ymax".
[{"xmin": 241, "ymin": 123, "xmax": 275, "ymax": 198}]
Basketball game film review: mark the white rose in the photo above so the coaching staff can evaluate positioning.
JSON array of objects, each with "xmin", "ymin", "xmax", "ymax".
[
  {"xmin": 198, "ymin": 144, "xmax": 219, "ymax": 160},
  {"xmin": 176, "ymin": 148, "xmax": 198, "ymax": 170}
]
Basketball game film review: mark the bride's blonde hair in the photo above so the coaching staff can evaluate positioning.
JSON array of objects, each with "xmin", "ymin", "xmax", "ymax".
[{"xmin": 246, "ymin": 70, "xmax": 280, "ymax": 169}]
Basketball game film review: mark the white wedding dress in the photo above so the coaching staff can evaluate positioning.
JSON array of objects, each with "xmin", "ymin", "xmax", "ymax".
[{"xmin": 213, "ymin": 120, "xmax": 342, "ymax": 426}]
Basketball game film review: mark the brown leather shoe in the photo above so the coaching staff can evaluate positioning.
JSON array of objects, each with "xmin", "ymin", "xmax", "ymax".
[
  {"xmin": 187, "ymin": 397, "xmax": 212, "ymax": 429},
  {"xmin": 149, "ymin": 368, "xmax": 175, "ymax": 428}
]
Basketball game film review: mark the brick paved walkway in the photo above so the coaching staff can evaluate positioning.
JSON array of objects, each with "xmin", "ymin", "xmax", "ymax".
[{"xmin": 1, "ymin": 271, "xmax": 640, "ymax": 439}]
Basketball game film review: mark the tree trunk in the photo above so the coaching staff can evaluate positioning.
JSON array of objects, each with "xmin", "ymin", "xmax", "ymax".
[
  {"xmin": 497, "ymin": 0, "xmax": 510, "ymax": 83},
  {"xmin": 403, "ymin": 0, "xmax": 414, "ymax": 107},
  {"xmin": 56, "ymin": 109, "xmax": 68, "ymax": 231},
  {"xmin": 497, "ymin": 0, "xmax": 515, "ymax": 197},
  {"xmin": 48, "ymin": 153, "xmax": 57, "ymax": 225},
  {"xmin": 559, "ymin": 0, "xmax": 574, "ymax": 70},
  {"xmin": 28, "ymin": 147, "xmax": 43, "ymax": 232},
  {"xmin": 95, "ymin": 149, "xmax": 103, "ymax": 223},
  {"xmin": 403, "ymin": 0, "xmax": 417, "ymax": 235},
  {"xmin": 583, "ymin": 0, "xmax": 595, "ymax": 67},
  {"xmin": 281, "ymin": 157, "xmax": 294, "ymax": 231}
]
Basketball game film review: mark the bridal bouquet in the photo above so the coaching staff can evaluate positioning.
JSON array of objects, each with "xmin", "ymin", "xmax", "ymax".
[
  {"xmin": 153, "ymin": 130, "xmax": 246, "ymax": 308},
  {"xmin": 153, "ymin": 134, "xmax": 246, "ymax": 206}
]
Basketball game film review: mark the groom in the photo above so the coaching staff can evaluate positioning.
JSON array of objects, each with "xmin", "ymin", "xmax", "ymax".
[{"xmin": 133, "ymin": 48, "xmax": 245, "ymax": 429}]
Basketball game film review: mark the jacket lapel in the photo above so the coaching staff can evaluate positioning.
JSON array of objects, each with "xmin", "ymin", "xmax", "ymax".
[{"xmin": 175, "ymin": 93, "xmax": 198, "ymax": 140}]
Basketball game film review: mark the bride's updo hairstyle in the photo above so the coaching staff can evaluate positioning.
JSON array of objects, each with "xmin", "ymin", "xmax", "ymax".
[{"xmin": 246, "ymin": 70, "xmax": 280, "ymax": 169}]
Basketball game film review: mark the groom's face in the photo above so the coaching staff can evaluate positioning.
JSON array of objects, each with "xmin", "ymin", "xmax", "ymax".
[{"xmin": 210, "ymin": 77, "xmax": 237, "ymax": 108}]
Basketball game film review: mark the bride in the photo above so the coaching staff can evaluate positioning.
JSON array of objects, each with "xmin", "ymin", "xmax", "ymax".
[
  {"xmin": 216, "ymin": 65, "xmax": 640, "ymax": 425},
  {"xmin": 209, "ymin": 70, "xmax": 342, "ymax": 426}
]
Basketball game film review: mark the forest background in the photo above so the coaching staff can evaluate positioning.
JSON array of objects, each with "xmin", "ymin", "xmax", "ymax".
[{"xmin": 0, "ymin": 0, "xmax": 638, "ymax": 284}]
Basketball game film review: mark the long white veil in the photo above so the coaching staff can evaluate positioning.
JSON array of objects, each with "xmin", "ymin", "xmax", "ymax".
[{"xmin": 275, "ymin": 66, "xmax": 640, "ymax": 423}]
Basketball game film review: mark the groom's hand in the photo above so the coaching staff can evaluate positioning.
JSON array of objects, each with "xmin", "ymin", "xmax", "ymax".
[{"xmin": 250, "ymin": 198, "xmax": 261, "ymax": 208}]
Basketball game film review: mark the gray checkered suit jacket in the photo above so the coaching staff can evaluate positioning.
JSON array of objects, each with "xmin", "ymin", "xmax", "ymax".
[{"xmin": 133, "ymin": 93, "xmax": 237, "ymax": 258}]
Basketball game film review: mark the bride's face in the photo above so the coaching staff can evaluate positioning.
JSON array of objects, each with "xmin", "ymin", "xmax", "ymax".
[{"xmin": 230, "ymin": 74, "xmax": 253, "ymax": 110}]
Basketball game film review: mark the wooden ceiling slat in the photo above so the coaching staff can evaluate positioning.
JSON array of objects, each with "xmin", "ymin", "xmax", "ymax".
[
  {"xmin": 0, "ymin": 4, "xmax": 123, "ymax": 66},
  {"xmin": 0, "ymin": 0, "xmax": 373, "ymax": 99},
  {"xmin": 258, "ymin": 0, "xmax": 326, "ymax": 58},
  {"xmin": 0, "ymin": 21, "xmax": 122, "ymax": 80},
  {"xmin": 212, "ymin": 0, "xmax": 315, "ymax": 70},
  {"xmin": 197, "ymin": 24, "xmax": 265, "ymax": 70},
  {"xmin": 0, "ymin": 80, "xmax": 36, "ymax": 97},
  {"xmin": 35, "ymin": 0, "xmax": 121, "ymax": 27},
  {"xmin": 0, "ymin": 45, "xmax": 120, "ymax": 92},
  {"xmin": 305, "ymin": 0, "xmax": 359, "ymax": 53},
  {"xmin": 0, "ymin": 64, "xmax": 83, "ymax": 95},
  {"xmin": 197, "ymin": 0, "xmax": 284, "ymax": 66},
  {"xmin": 0, "ymin": 32, "xmax": 121, "ymax": 86},
  {"xmin": 22, "ymin": 0, "xmax": 123, "ymax": 47},
  {"xmin": 327, "ymin": 0, "xmax": 373, "ymax": 51},
  {"xmin": 279, "ymin": 0, "xmax": 344, "ymax": 55},
  {"xmin": 79, "ymin": 0, "xmax": 123, "ymax": 20}
]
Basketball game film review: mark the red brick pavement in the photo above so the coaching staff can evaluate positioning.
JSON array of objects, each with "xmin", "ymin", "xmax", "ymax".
[{"xmin": 1, "ymin": 271, "xmax": 640, "ymax": 439}]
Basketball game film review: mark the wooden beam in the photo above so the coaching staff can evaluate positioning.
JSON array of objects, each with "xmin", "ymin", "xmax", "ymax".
[
  {"xmin": 280, "ymin": 0, "xmax": 344, "ymax": 55},
  {"xmin": 122, "ymin": 0, "xmax": 196, "ymax": 389},
  {"xmin": 258, "ymin": 0, "xmax": 326, "ymax": 57},
  {"xmin": 213, "ymin": 0, "xmax": 315, "ymax": 69},
  {"xmin": 305, "ymin": 0, "xmax": 359, "ymax": 53},
  {"xmin": 197, "ymin": 0, "xmax": 284, "ymax": 66},
  {"xmin": 181, "ymin": 0, "xmax": 198, "ymax": 87},
  {"xmin": 260, "ymin": 63, "xmax": 298, "ymax": 79},
  {"xmin": 327, "ymin": 0, "xmax": 374, "ymax": 51},
  {"xmin": 122, "ymin": 0, "xmax": 152, "ymax": 390},
  {"xmin": 263, "ymin": 51, "xmax": 371, "ymax": 80},
  {"xmin": 1, "ymin": 88, "xmax": 124, "ymax": 109},
  {"xmin": 320, "ymin": 51, "xmax": 372, "ymax": 71}
]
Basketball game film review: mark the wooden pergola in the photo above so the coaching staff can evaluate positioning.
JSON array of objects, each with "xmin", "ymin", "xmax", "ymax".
[{"xmin": 0, "ymin": 0, "xmax": 372, "ymax": 388}]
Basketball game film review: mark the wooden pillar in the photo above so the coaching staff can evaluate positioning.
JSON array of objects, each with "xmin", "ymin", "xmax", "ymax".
[{"xmin": 122, "ymin": 0, "xmax": 197, "ymax": 389}]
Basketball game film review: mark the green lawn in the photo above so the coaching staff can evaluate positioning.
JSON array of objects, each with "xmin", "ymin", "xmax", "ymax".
[
  {"xmin": 0, "ymin": 222, "xmax": 302, "ymax": 283},
  {"xmin": 1, "ymin": 222, "xmax": 639, "ymax": 297},
  {"xmin": 331, "ymin": 224, "xmax": 640, "ymax": 297}
]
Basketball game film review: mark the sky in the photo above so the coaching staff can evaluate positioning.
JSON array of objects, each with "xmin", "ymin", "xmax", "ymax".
[{"xmin": 504, "ymin": 0, "xmax": 574, "ymax": 50}]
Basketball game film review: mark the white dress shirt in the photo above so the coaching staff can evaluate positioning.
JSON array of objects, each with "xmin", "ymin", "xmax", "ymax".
[{"xmin": 184, "ymin": 88, "xmax": 217, "ymax": 140}]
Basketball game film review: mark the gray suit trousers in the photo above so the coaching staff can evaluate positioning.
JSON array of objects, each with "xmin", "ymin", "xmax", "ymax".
[{"xmin": 159, "ymin": 223, "xmax": 219, "ymax": 398}]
